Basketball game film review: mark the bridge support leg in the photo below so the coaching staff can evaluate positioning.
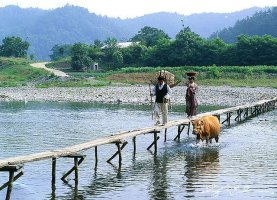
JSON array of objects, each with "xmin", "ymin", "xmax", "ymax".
[
  {"xmin": 133, "ymin": 137, "xmax": 136, "ymax": 155},
  {"xmin": 107, "ymin": 141, "xmax": 128, "ymax": 166},
  {"xmin": 147, "ymin": 130, "xmax": 160, "ymax": 154},
  {"xmin": 0, "ymin": 165, "xmax": 23, "ymax": 200},
  {"xmin": 221, "ymin": 112, "xmax": 232, "ymax": 127},
  {"xmin": 235, "ymin": 109, "xmax": 243, "ymax": 122},
  {"xmin": 244, "ymin": 108, "xmax": 249, "ymax": 119},
  {"xmin": 52, "ymin": 158, "xmax": 56, "ymax": 189},
  {"xmin": 95, "ymin": 146, "xmax": 98, "ymax": 166},
  {"xmin": 187, "ymin": 122, "xmax": 191, "ymax": 135},
  {"xmin": 61, "ymin": 154, "xmax": 86, "ymax": 184},
  {"xmin": 174, "ymin": 124, "xmax": 187, "ymax": 141},
  {"xmin": 164, "ymin": 128, "xmax": 167, "ymax": 142}
]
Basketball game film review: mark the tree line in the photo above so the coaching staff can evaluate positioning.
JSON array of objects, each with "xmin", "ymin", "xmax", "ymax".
[
  {"xmin": 50, "ymin": 26, "xmax": 277, "ymax": 71},
  {"xmin": 1, "ymin": 26, "xmax": 276, "ymax": 70}
]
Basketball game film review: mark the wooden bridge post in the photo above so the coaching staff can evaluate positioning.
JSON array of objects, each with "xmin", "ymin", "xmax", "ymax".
[
  {"xmin": 252, "ymin": 105, "xmax": 258, "ymax": 116},
  {"xmin": 0, "ymin": 165, "xmax": 23, "ymax": 200},
  {"xmin": 221, "ymin": 112, "xmax": 232, "ymax": 127},
  {"xmin": 51, "ymin": 158, "xmax": 56, "ymax": 189},
  {"xmin": 6, "ymin": 170, "xmax": 14, "ymax": 200},
  {"xmin": 244, "ymin": 108, "xmax": 249, "ymax": 119},
  {"xmin": 174, "ymin": 124, "xmax": 187, "ymax": 141},
  {"xmin": 227, "ymin": 112, "xmax": 231, "ymax": 126},
  {"xmin": 95, "ymin": 146, "xmax": 98, "ymax": 165},
  {"xmin": 154, "ymin": 131, "xmax": 158, "ymax": 153},
  {"xmin": 147, "ymin": 130, "xmax": 160, "ymax": 154},
  {"xmin": 133, "ymin": 137, "xmax": 136, "ymax": 154},
  {"xmin": 116, "ymin": 142, "xmax": 122, "ymax": 166},
  {"xmin": 74, "ymin": 157, "xmax": 78, "ymax": 184},
  {"xmin": 107, "ymin": 141, "xmax": 128, "ymax": 165},
  {"xmin": 164, "ymin": 128, "xmax": 167, "ymax": 142},
  {"xmin": 187, "ymin": 122, "xmax": 191, "ymax": 135},
  {"xmin": 235, "ymin": 109, "xmax": 243, "ymax": 122},
  {"xmin": 61, "ymin": 154, "xmax": 86, "ymax": 184}
]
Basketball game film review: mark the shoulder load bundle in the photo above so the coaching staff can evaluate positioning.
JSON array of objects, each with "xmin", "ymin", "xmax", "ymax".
[{"xmin": 150, "ymin": 70, "xmax": 177, "ymax": 88}]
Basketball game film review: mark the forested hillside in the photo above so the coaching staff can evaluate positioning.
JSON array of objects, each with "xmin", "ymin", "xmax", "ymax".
[
  {"xmin": 210, "ymin": 7, "xmax": 277, "ymax": 43},
  {"xmin": 0, "ymin": 5, "xmax": 264, "ymax": 60}
]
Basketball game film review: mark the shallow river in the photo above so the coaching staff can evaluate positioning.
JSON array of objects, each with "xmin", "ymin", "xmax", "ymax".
[{"xmin": 0, "ymin": 102, "xmax": 276, "ymax": 200}]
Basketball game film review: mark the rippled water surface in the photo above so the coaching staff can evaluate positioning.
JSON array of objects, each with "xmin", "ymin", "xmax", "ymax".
[{"xmin": 0, "ymin": 101, "xmax": 276, "ymax": 200}]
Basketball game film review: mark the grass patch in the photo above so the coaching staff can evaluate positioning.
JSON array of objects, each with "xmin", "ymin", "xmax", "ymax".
[{"xmin": 0, "ymin": 57, "xmax": 51, "ymax": 87}]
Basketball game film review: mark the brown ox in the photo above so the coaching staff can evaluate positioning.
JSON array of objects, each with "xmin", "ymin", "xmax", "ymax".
[{"xmin": 191, "ymin": 115, "xmax": 220, "ymax": 144}]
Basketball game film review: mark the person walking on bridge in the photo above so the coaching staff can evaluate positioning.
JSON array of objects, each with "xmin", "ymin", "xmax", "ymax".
[
  {"xmin": 151, "ymin": 76, "xmax": 172, "ymax": 126},
  {"xmin": 184, "ymin": 76, "xmax": 198, "ymax": 118}
]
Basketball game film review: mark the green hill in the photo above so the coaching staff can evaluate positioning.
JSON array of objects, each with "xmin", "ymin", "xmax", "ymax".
[{"xmin": 210, "ymin": 7, "xmax": 277, "ymax": 43}]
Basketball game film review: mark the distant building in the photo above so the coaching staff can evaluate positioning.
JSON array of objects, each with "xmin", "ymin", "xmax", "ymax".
[
  {"xmin": 93, "ymin": 62, "xmax": 99, "ymax": 71},
  {"xmin": 101, "ymin": 41, "xmax": 139, "ymax": 49},
  {"xmin": 117, "ymin": 42, "xmax": 139, "ymax": 48}
]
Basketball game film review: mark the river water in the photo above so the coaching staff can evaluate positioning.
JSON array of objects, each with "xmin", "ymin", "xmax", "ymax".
[{"xmin": 0, "ymin": 101, "xmax": 276, "ymax": 200}]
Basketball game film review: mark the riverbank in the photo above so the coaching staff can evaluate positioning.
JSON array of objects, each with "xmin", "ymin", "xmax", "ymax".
[{"xmin": 0, "ymin": 85, "xmax": 276, "ymax": 106}]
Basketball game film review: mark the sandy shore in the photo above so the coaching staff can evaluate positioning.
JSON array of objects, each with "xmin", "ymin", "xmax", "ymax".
[{"xmin": 0, "ymin": 85, "xmax": 276, "ymax": 106}]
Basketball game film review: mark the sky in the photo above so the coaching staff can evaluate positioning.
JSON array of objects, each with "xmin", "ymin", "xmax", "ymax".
[{"xmin": 0, "ymin": 0, "xmax": 276, "ymax": 19}]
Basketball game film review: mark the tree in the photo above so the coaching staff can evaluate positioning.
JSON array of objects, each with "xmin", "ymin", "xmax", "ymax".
[
  {"xmin": 112, "ymin": 50, "xmax": 123, "ymax": 68},
  {"xmin": 143, "ymin": 38, "xmax": 173, "ymax": 66},
  {"xmin": 101, "ymin": 38, "xmax": 121, "ymax": 69},
  {"xmin": 0, "ymin": 36, "xmax": 29, "ymax": 58},
  {"xmin": 235, "ymin": 34, "xmax": 277, "ymax": 65},
  {"xmin": 122, "ymin": 43, "xmax": 147, "ymax": 66},
  {"xmin": 171, "ymin": 27, "xmax": 205, "ymax": 66},
  {"xmin": 71, "ymin": 43, "xmax": 92, "ymax": 71},
  {"xmin": 131, "ymin": 26, "xmax": 170, "ymax": 47},
  {"xmin": 49, "ymin": 44, "xmax": 72, "ymax": 61}
]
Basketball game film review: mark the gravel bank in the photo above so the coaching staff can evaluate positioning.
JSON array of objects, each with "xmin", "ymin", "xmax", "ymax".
[{"xmin": 0, "ymin": 85, "xmax": 276, "ymax": 106}]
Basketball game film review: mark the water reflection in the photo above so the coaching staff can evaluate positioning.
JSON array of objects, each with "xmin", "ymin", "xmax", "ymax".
[
  {"xmin": 184, "ymin": 147, "xmax": 219, "ymax": 197},
  {"xmin": 149, "ymin": 154, "xmax": 172, "ymax": 200}
]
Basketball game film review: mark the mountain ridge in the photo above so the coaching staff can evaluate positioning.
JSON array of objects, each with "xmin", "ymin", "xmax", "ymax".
[{"xmin": 0, "ymin": 5, "xmax": 266, "ymax": 60}]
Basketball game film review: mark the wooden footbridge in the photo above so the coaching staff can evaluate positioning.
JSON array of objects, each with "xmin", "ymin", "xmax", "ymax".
[{"xmin": 0, "ymin": 97, "xmax": 276, "ymax": 199}]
